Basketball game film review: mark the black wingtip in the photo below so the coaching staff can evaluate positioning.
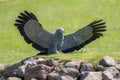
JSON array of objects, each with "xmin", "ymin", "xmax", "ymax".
[
  {"xmin": 15, "ymin": 10, "xmax": 39, "ymax": 27},
  {"xmin": 96, "ymin": 19, "xmax": 103, "ymax": 22},
  {"xmin": 62, "ymin": 19, "xmax": 107, "ymax": 53},
  {"xmin": 14, "ymin": 10, "xmax": 39, "ymax": 44}
]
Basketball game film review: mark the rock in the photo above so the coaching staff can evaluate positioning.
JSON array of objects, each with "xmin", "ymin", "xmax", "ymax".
[
  {"xmin": 99, "ymin": 56, "xmax": 117, "ymax": 67},
  {"xmin": 2, "ymin": 62, "xmax": 22, "ymax": 77},
  {"xmin": 15, "ymin": 65, "xmax": 26, "ymax": 77},
  {"xmin": 38, "ymin": 70, "xmax": 47, "ymax": 80},
  {"xmin": 63, "ymin": 67, "xmax": 79, "ymax": 79},
  {"xmin": 48, "ymin": 67, "xmax": 80, "ymax": 80},
  {"xmin": 25, "ymin": 61, "xmax": 37, "ymax": 69},
  {"xmin": 47, "ymin": 72, "xmax": 60, "ymax": 80},
  {"xmin": 7, "ymin": 77, "xmax": 21, "ymax": 80},
  {"xmin": 47, "ymin": 72, "xmax": 74, "ymax": 80},
  {"xmin": 61, "ymin": 75, "xmax": 74, "ymax": 80},
  {"xmin": 1, "ymin": 56, "xmax": 120, "ymax": 80},
  {"xmin": 102, "ymin": 67, "xmax": 120, "ymax": 80},
  {"xmin": 0, "ymin": 76, "xmax": 6, "ymax": 80},
  {"xmin": 46, "ymin": 59, "xmax": 58, "ymax": 67},
  {"xmin": 30, "ymin": 78, "xmax": 37, "ymax": 80},
  {"xmin": 97, "ymin": 65, "xmax": 107, "ymax": 71},
  {"xmin": 25, "ymin": 64, "xmax": 52, "ymax": 80},
  {"xmin": 39, "ymin": 64, "xmax": 52, "ymax": 73},
  {"xmin": 115, "ymin": 64, "xmax": 120, "ymax": 72},
  {"xmin": 0, "ymin": 64, "xmax": 6, "ymax": 74},
  {"xmin": 34, "ymin": 58, "xmax": 46, "ymax": 65},
  {"xmin": 80, "ymin": 62, "xmax": 94, "ymax": 72},
  {"xmin": 22, "ymin": 56, "xmax": 37, "ymax": 64},
  {"xmin": 65, "ymin": 60, "xmax": 81, "ymax": 70},
  {"xmin": 80, "ymin": 72, "xmax": 102, "ymax": 80}
]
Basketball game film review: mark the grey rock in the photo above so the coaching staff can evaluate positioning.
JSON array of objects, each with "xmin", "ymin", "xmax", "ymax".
[
  {"xmin": 46, "ymin": 59, "xmax": 58, "ymax": 67},
  {"xmin": 0, "ymin": 76, "xmax": 6, "ymax": 80},
  {"xmin": 30, "ymin": 78, "xmax": 37, "ymax": 80},
  {"xmin": 39, "ymin": 64, "xmax": 52, "ymax": 73},
  {"xmin": 47, "ymin": 72, "xmax": 60, "ymax": 80},
  {"xmin": 99, "ymin": 56, "xmax": 117, "ymax": 67},
  {"xmin": 25, "ymin": 61, "xmax": 37, "ymax": 69},
  {"xmin": 80, "ymin": 62, "xmax": 94, "ymax": 72},
  {"xmin": 65, "ymin": 60, "xmax": 81, "ymax": 70},
  {"xmin": 34, "ymin": 58, "xmax": 46, "ymax": 65},
  {"xmin": 50, "ymin": 67, "xmax": 79, "ymax": 80},
  {"xmin": 2, "ymin": 62, "xmax": 22, "ymax": 77},
  {"xmin": 102, "ymin": 67, "xmax": 120, "ymax": 80},
  {"xmin": 0, "ymin": 64, "xmax": 6, "ymax": 74},
  {"xmin": 115, "ymin": 64, "xmax": 120, "ymax": 72},
  {"xmin": 63, "ymin": 67, "xmax": 79, "ymax": 79},
  {"xmin": 80, "ymin": 72, "xmax": 102, "ymax": 80},
  {"xmin": 38, "ymin": 70, "xmax": 47, "ymax": 80},
  {"xmin": 7, "ymin": 77, "xmax": 21, "ymax": 80},
  {"xmin": 1, "ymin": 56, "xmax": 120, "ymax": 80},
  {"xmin": 25, "ymin": 69, "xmax": 38, "ymax": 80},
  {"xmin": 22, "ymin": 56, "xmax": 37, "ymax": 64},
  {"xmin": 61, "ymin": 75, "xmax": 74, "ymax": 80},
  {"xmin": 15, "ymin": 65, "xmax": 26, "ymax": 77},
  {"xmin": 47, "ymin": 72, "xmax": 74, "ymax": 80},
  {"xmin": 25, "ymin": 64, "xmax": 52, "ymax": 80},
  {"xmin": 97, "ymin": 65, "xmax": 107, "ymax": 71}
]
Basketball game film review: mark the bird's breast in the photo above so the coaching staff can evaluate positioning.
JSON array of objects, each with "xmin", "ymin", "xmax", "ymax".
[{"xmin": 54, "ymin": 33, "xmax": 64, "ymax": 41}]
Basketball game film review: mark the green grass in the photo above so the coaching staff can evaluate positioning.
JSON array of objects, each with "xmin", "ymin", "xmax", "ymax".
[{"xmin": 0, "ymin": 0, "xmax": 120, "ymax": 64}]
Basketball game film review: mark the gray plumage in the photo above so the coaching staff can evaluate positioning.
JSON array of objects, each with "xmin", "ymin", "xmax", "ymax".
[{"xmin": 14, "ymin": 11, "xmax": 106, "ymax": 55}]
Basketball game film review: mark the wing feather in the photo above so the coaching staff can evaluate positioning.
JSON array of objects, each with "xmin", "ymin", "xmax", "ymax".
[
  {"xmin": 62, "ymin": 20, "xmax": 106, "ymax": 53},
  {"xmin": 14, "ymin": 11, "xmax": 53, "ymax": 53}
]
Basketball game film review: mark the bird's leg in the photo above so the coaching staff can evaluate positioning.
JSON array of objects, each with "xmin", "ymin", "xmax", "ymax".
[
  {"xmin": 53, "ymin": 42, "xmax": 58, "ymax": 53},
  {"xmin": 57, "ymin": 45, "xmax": 62, "ymax": 52},
  {"xmin": 48, "ymin": 41, "xmax": 57, "ymax": 54},
  {"xmin": 57, "ymin": 41, "xmax": 63, "ymax": 53}
]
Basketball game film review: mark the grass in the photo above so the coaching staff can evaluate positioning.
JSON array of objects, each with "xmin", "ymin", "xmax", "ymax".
[{"xmin": 0, "ymin": 0, "xmax": 120, "ymax": 65}]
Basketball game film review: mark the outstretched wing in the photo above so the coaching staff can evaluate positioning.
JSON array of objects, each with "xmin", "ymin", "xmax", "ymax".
[
  {"xmin": 62, "ymin": 20, "xmax": 106, "ymax": 53},
  {"xmin": 14, "ymin": 11, "xmax": 53, "ymax": 53}
]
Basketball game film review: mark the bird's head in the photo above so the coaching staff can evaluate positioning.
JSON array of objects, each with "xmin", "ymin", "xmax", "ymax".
[{"xmin": 56, "ymin": 28, "xmax": 64, "ymax": 33}]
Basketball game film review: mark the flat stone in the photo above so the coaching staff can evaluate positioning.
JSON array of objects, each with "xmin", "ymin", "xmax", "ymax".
[
  {"xmin": 99, "ymin": 56, "xmax": 117, "ymax": 67},
  {"xmin": 102, "ymin": 67, "xmax": 120, "ymax": 80},
  {"xmin": 80, "ymin": 72, "xmax": 102, "ymax": 80},
  {"xmin": 97, "ymin": 65, "xmax": 107, "ymax": 71},
  {"xmin": 61, "ymin": 75, "xmax": 74, "ymax": 80},
  {"xmin": 80, "ymin": 62, "xmax": 94, "ymax": 72},
  {"xmin": 115, "ymin": 64, "xmax": 120, "ymax": 72},
  {"xmin": 38, "ymin": 70, "xmax": 47, "ymax": 80},
  {"xmin": 7, "ymin": 77, "xmax": 21, "ymax": 80},
  {"xmin": 47, "ymin": 72, "xmax": 75, "ymax": 80},
  {"xmin": 16, "ymin": 65, "xmax": 26, "ymax": 77},
  {"xmin": 25, "ymin": 64, "xmax": 52, "ymax": 80},
  {"xmin": 33, "ymin": 58, "xmax": 46, "ymax": 65},
  {"xmin": 47, "ymin": 72, "xmax": 60, "ymax": 80},
  {"xmin": 63, "ymin": 67, "xmax": 79, "ymax": 79},
  {"xmin": 30, "ymin": 78, "xmax": 37, "ymax": 80},
  {"xmin": 46, "ymin": 59, "xmax": 59, "ymax": 67},
  {"xmin": 0, "ymin": 76, "xmax": 6, "ymax": 80},
  {"xmin": 65, "ymin": 60, "xmax": 81, "ymax": 70}
]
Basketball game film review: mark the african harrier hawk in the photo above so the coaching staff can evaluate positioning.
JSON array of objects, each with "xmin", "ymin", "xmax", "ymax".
[{"xmin": 14, "ymin": 11, "xmax": 106, "ymax": 55}]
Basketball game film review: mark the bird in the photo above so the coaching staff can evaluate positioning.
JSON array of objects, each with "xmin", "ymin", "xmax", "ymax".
[{"xmin": 14, "ymin": 11, "xmax": 106, "ymax": 55}]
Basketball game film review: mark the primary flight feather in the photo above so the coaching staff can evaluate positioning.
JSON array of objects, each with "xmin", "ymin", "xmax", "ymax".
[{"xmin": 14, "ymin": 11, "xmax": 106, "ymax": 55}]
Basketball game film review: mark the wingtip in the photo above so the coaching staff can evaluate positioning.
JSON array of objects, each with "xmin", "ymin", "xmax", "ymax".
[
  {"xmin": 24, "ymin": 10, "xmax": 29, "ymax": 13},
  {"xmin": 24, "ymin": 10, "xmax": 30, "ymax": 14},
  {"xmin": 97, "ymin": 19, "xmax": 103, "ymax": 22}
]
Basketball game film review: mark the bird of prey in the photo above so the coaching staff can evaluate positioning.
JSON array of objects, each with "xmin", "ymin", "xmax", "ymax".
[{"xmin": 14, "ymin": 11, "xmax": 106, "ymax": 55}]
